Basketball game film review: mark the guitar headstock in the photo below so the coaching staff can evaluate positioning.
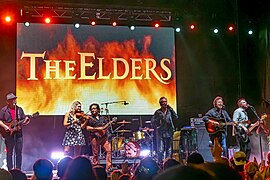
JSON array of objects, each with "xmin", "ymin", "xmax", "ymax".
[
  {"xmin": 261, "ymin": 113, "xmax": 268, "ymax": 121},
  {"xmin": 111, "ymin": 117, "xmax": 117, "ymax": 123},
  {"xmin": 32, "ymin": 112, "xmax": 39, "ymax": 117}
]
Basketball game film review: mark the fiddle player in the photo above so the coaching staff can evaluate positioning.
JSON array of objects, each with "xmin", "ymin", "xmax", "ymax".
[
  {"xmin": 85, "ymin": 103, "xmax": 112, "ymax": 171},
  {"xmin": 62, "ymin": 101, "xmax": 86, "ymax": 157}
]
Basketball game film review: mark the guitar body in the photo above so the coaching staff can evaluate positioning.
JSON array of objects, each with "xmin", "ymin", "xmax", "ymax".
[
  {"xmin": 205, "ymin": 118, "xmax": 235, "ymax": 134},
  {"xmin": 0, "ymin": 112, "xmax": 39, "ymax": 138}
]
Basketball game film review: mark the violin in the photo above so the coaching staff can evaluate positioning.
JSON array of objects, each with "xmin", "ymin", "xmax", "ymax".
[{"xmin": 75, "ymin": 111, "xmax": 90, "ymax": 121}]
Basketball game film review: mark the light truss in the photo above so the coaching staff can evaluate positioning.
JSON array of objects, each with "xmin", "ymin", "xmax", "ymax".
[{"xmin": 20, "ymin": 2, "xmax": 173, "ymax": 24}]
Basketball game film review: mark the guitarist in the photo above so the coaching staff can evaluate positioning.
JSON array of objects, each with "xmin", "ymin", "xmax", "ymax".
[
  {"xmin": 0, "ymin": 93, "xmax": 30, "ymax": 170},
  {"xmin": 233, "ymin": 98, "xmax": 251, "ymax": 160},
  {"xmin": 85, "ymin": 103, "xmax": 112, "ymax": 171},
  {"xmin": 202, "ymin": 96, "xmax": 232, "ymax": 157}
]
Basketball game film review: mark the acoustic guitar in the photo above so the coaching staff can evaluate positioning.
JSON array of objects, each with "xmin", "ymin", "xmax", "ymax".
[
  {"xmin": 92, "ymin": 117, "xmax": 117, "ymax": 138},
  {"xmin": 0, "ymin": 112, "xmax": 39, "ymax": 138},
  {"xmin": 205, "ymin": 117, "xmax": 236, "ymax": 134}
]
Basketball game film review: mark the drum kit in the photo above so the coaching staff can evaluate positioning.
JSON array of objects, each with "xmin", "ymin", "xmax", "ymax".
[{"xmin": 111, "ymin": 120, "xmax": 154, "ymax": 159}]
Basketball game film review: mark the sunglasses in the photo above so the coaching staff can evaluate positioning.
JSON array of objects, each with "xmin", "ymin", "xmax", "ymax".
[{"xmin": 235, "ymin": 157, "xmax": 246, "ymax": 161}]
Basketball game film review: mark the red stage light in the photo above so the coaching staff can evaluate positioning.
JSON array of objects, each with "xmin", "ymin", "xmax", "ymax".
[
  {"xmin": 44, "ymin": 17, "xmax": 51, "ymax": 24},
  {"xmin": 5, "ymin": 16, "xmax": 11, "ymax": 23},
  {"xmin": 190, "ymin": 24, "xmax": 195, "ymax": 30},
  {"xmin": 154, "ymin": 23, "xmax": 160, "ymax": 28},
  {"xmin": 228, "ymin": 26, "xmax": 234, "ymax": 31},
  {"xmin": 112, "ymin": 21, "xmax": 117, "ymax": 26},
  {"xmin": 91, "ymin": 20, "xmax": 96, "ymax": 26}
]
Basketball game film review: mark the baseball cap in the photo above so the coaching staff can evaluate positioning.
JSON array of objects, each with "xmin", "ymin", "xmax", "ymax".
[
  {"xmin": 6, "ymin": 93, "xmax": 17, "ymax": 101},
  {"xmin": 233, "ymin": 151, "xmax": 247, "ymax": 166}
]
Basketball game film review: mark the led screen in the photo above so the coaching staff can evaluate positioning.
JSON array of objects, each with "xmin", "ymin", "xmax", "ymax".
[{"xmin": 17, "ymin": 23, "xmax": 176, "ymax": 115}]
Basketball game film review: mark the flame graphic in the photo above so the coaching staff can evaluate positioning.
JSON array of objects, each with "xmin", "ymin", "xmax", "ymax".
[{"xmin": 17, "ymin": 27, "xmax": 176, "ymax": 115}]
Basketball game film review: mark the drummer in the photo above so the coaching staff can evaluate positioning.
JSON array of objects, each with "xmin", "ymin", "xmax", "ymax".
[{"xmin": 151, "ymin": 97, "xmax": 179, "ymax": 162}]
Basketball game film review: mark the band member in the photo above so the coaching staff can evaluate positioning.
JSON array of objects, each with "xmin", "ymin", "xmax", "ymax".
[
  {"xmin": 151, "ymin": 97, "xmax": 178, "ymax": 162},
  {"xmin": 0, "ymin": 93, "xmax": 30, "ymax": 170},
  {"xmin": 233, "ymin": 98, "xmax": 251, "ymax": 160},
  {"xmin": 85, "ymin": 103, "xmax": 112, "ymax": 171},
  {"xmin": 203, "ymin": 96, "xmax": 232, "ymax": 157},
  {"xmin": 62, "ymin": 101, "xmax": 86, "ymax": 157}
]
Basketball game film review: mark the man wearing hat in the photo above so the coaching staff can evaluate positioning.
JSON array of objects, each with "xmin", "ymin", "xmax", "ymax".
[
  {"xmin": 0, "ymin": 92, "xmax": 30, "ymax": 170},
  {"xmin": 203, "ymin": 96, "xmax": 233, "ymax": 157}
]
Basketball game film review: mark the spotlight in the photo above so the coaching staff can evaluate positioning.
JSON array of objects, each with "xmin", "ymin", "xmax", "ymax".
[
  {"xmin": 140, "ymin": 149, "xmax": 151, "ymax": 157},
  {"xmin": 5, "ymin": 16, "xmax": 11, "ymax": 23},
  {"xmin": 130, "ymin": 25, "xmax": 135, "ymax": 31},
  {"xmin": 213, "ymin": 28, "xmax": 219, "ymax": 34},
  {"xmin": 44, "ymin": 17, "xmax": 51, "ymax": 24},
  {"xmin": 248, "ymin": 30, "xmax": 253, "ymax": 35},
  {"xmin": 112, "ymin": 21, "xmax": 117, "ymax": 26},
  {"xmin": 154, "ymin": 23, "xmax": 160, "ymax": 28},
  {"xmin": 24, "ymin": 22, "xmax": 30, "ymax": 27},
  {"xmin": 74, "ymin": 23, "xmax": 80, "ymax": 28},
  {"xmin": 51, "ymin": 152, "xmax": 64, "ymax": 160},
  {"xmin": 175, "ymin": 27, "xmax": 181, "ymax": 33},
  {"xmin": 228, "ymin": 25, "xmax": 234, "ymax": 32},
  {"xmin": 190, "ymin": 24, "xmax": 195, "ymax": 30},
  {"xmin": 91, "ymin": 20, "xmax": 96, "ymax": 26}
]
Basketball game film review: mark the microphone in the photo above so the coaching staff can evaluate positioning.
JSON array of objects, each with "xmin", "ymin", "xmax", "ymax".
[
  {"xmin": 247, "ymin": 104, "xmax": 253, "ymax": 108},
  {"xmin": 221, "ymin": 104, "xmax": 226, "ymax": 108},
  {"xmin": 123, "ymin": 101, "xmax": 129, "ymax": 105},
  {"xmin": 167, "ymin": 104, "xmax": 173, "ymax": 110}
]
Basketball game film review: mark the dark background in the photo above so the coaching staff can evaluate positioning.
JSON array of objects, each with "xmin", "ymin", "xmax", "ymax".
[{"xmin": 0, "ymin": 0, "xmax": 269, "ymax": 170}]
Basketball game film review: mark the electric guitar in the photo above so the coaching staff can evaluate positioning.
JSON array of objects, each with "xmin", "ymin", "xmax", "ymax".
[
  {"xmin": 205, "ymin": 117, "xmax": 236, "ymax": 134},
  {"xmin": 237, "ymin": 114, "xmax": 268, "ymax": 143},
  {"xmin": 0, "ymin": 112, "xmax": 39, "ymax": 138},
  {"xmin": 92, "ymin": 117, "xmax": 117, "ymax": 138}
]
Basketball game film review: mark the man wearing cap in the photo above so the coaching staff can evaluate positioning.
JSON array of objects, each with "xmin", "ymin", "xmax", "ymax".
[
  {"xmin": 232, "ymin": 151, "xmax": 247, "ymax": 179},
  {"xmin": 203, "ymin": 96, "xmax": 232, "ymax": 157},
  {"xmin": 0, "ymin": 92, "xmax": 30, "ymax": 170}
]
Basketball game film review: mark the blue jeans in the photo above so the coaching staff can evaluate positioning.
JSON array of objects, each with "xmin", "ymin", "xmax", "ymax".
[{"xmin": 209, "ymin": 133, "xmax": 227, "ymax": 157}]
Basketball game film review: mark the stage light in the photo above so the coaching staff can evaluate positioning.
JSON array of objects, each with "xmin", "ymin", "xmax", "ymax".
[
  {"xmin": 213, "ymin": 28, "xmax": 219, "ymax": 34},
  {"xmin": 130, "ymin": 25, "xmax": 135, "ymax": 31},
  {"xmin": 44, "ymin": 17, "xmax": 51, "ymax": 24},
  {"xmin": 74, "ymin": 23, "xmax": 80, "ymax": 28},
  {"xmin": 51, "ymin": 152, "xmax": 64, "ymax": 160},
  {"xmin": 24, "ymin": 22, "xmax": 30, "ymax": 27},
  {"xmin": 154, "ymin": 23, "xmax": 160, "ymax": 28},
  {"xmin": 112, "ymin": 21, "xmax": 117, "ymax": 26},
  {"xmin": 190, "ymin": 24, "xmax": 196, "ymax": 30},
  {"xmin": 248, "ymin": 30, "xmax": 253, "ymax": 35},
  {"xmin": 91, "ymin": 20, "xmax": 96, "ymax": 26},
  {"xmin": 140, "ymin": 149, "xmax": 151, "ymax": 157},
  {"xmin": 5, "ymin": 16, "xmax": 11, "ymax": 23},
  {"xmin": 228, "ymin": 25, "xmax": 234, "ymax": 31},
  {"xmin": 175, "ymin": 27, "xmax": 181, "ymax": 33}
]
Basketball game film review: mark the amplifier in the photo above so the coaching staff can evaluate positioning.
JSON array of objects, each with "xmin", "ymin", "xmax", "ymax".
[{"xmin": 190, "ymin": 117, "xmax": 204, "ymax": 127}]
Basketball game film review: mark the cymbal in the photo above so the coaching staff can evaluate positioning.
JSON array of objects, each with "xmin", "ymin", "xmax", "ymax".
[
  {"xmin": 116, "ymin": 130, "xmax": 132, "ymax": 133},
  {"xmin": 117, "ymin": 120, "xmax": 131, "ymax": 124},
  {"xmin": 145, "ymin": 121, "xmax": 151, "ymax": 124}
]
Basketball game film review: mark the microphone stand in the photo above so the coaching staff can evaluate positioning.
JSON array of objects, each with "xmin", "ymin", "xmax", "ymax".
[{"xmin": 249, "ymin": 106, "xmax": 263, "ymax": 162}]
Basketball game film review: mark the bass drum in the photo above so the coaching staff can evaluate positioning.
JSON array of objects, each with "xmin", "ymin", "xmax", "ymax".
[{"xmin": 124, "ymin": 141, "xmax": 140, "ymax": 158}]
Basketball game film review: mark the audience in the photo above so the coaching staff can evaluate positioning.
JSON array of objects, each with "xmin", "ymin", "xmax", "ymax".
[
  {"xmin": 119, "ymin": 173, "xmax": 132, "ymax": 180},
  {"xmin": 56, "ymin": 156, "xmax": 72, "ymax": 179},
  {"xmin": 154, "ymin": 165, "xmax": 214, "ymax": 180},
  {"xmin": 0, "ymin": 168, "xmax": 12, "ymax": 180},
  {"xmin": 94, "ymin": 165, "xmax": 107, "ymax": 180},
  {"xmin": 32, "ymin": 159, "xmax": 54, "ymax": 180},
  {"xmin": 111, "ymin": 170, "xmax": 123, "ymax": 180},
  {"xmin": 162, "ymin": 158, "xmax": 180, "ymax": 170},
  {"xmin": 187, "ymin": 152, "xmax": 204, "ymax": 165},
  {"xmin": 133, "ymin": 157, "xmax": 160, "ymax": 180},
  {"xmin": 9, "ymin": 168, "xmax": 27, "ymax": 180},
  {"xmin": 63, "ymin": 155, "xmax": 96, "ymax": 180},
  {"xmin": 244, "ymin": 161, "xmax": 263, "ymax": 180}
]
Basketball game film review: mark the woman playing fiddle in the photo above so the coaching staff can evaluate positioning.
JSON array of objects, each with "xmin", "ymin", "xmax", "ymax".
[{"xmin": 62, "ymin": 101, "xmax": 86, "ymax": 157}]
